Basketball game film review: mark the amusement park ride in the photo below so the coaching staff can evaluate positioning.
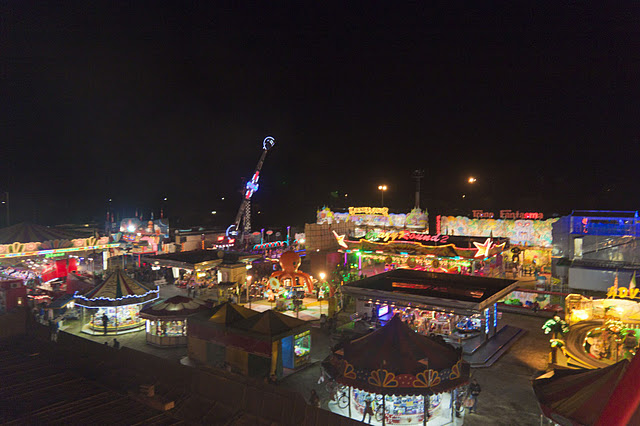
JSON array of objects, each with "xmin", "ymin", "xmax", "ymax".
[{"xmin": 226, "ymin": 136, "xmax": 275, "ymax": 244}]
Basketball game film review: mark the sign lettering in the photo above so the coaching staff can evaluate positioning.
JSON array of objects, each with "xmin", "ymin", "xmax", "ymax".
[
  {"xmin": 349, "ymin": 206, "xmax": 389, "ymax": 216},
  {"xmin": 472, "ymin": 210, "xmax": 544, "ymax": 220},
  {"xmin": 375, "ymin": 231, "xmax": 450, "ymax": 244},
  {"xmin": 607, "ymin": 286, "xmax": 640, "ymax": 299}
]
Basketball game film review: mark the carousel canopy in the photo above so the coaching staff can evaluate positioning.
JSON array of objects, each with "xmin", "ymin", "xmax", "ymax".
[
  {"xmin": 0, "ymin": 222, "xmax": 84, "ymax": 244},
  {"xmin": 234, "ymin": 310, "xmax": 309, "ymax": 339},
  {"xmin": 140, "ymin": 295, "xmax": 210, "ymax": 320},
  {"xmin": 73, "ymin": 269, "xmax": 158, "ymax": 307},
  {"xmin": 328, "ymin": 315, "xmax": 470, "ymax": 395},
  {"xmin": 534, "ymin": 358, "xmax": 640, "ymax": 426}
]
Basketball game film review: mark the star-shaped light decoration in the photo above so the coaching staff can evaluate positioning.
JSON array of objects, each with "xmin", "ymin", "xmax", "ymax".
[
  {"xmin": 332, "ymin": 230, "xmax": 348, "ymax": 249},
  {"xmin": 473, "ymin": 238, "xmax": 493, "ymax": 258}
]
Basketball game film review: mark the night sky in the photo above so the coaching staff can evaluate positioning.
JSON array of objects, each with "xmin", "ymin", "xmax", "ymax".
[{"xmin": 2, "ymin": 3, "xmax": 639, "ymax": 228}]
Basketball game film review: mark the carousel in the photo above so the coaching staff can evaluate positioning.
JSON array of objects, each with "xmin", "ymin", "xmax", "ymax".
[
  {"xmin": 139, "ymin": 295, "xmax": 210, "ymax": 347},
  {"xmin": 323, "ymin": 315, "xmax": 470, "ymax": 425},
  {"xmin": 73, "ymin": 268, "xmax": 159, "ymax": 335}
]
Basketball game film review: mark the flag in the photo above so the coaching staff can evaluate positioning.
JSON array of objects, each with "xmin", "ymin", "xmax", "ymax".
[{"xmin": 630, "ymin": 273, "xmax": 636, "ymax": 290}]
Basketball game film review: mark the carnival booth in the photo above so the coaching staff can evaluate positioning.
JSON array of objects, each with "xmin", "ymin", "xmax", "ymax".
[
  {"xmin": 140, "ymin": 295, "xmax": 210, "ymax": 347},
  {"xmin": 324, "ymin": 315, "xmax": 470, "ymax": 425},
  {"xmin": 74, "ymin": 269, "xmax": 159, "ymax": 335},
  {"xmin": 188, "ymin": 303, "xmax": 311, "ymax": 377}
]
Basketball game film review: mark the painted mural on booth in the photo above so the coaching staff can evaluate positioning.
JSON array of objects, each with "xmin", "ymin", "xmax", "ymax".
[{"xmin": 438, "ymin": 216, "xmax": 557, "ymax": 247}]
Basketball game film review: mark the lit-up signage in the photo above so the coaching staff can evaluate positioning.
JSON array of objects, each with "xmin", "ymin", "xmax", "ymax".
[
  {"xmin": 348, "ymin": 207, "xmax": 389, "ymax": 216},
  {"xmin": 472, "ymin": 210, "xmax": 544, "ymax": 220},
  {"xmin": 375, "ymin": 231, "xmax": 449, "ymax": 244},
  {"xmin": 607, "ymin": 286, "xmax": 640, "ymax": 300},
  {"xmin": 0, "ymin": 243, "xmax": 120, "ymax": 260},
  {"xmin": 378, "ymin": 305, "xmax": 389, "ymax": 317}
]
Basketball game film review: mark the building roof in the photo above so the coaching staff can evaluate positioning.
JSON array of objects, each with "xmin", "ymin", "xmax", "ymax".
[
  {"xmin": 140, "ymin": 295, "xmax": 210, "ymax": 320},
  {"xmin": 143, "ymin": 250, "xmax": 260, "ymax": 269},
  {"xmin": 343, "ymin": 269, "xmax": 519, "ymax": 312},
  {"xmin": 73, "ymin": 269, "xmax": 158, "ymax": 307},
  {"xmin": 0, "ymin": 222, "xmax": 84, "ymax": 244}
]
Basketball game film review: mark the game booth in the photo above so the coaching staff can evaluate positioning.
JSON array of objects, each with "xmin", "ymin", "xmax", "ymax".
[
  {"xmin": 343, "ymin": 269, "xmax": 519, "ymax": 346},
  {"xmin": 73, "ymin": 269, "xmax": 159, "ymax": 335},
  {"xmin": 323, "ymin": 315, "xmax": 470, "ymax": 425},
  {"xmin": 140, "ymin": 295, "xmax": 210, "ymax": 347}
]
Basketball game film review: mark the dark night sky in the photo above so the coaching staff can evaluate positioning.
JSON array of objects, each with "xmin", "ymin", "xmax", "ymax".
[{"xmin": 2, "ymin": 2, "xmax": 639, "ymax": 228}]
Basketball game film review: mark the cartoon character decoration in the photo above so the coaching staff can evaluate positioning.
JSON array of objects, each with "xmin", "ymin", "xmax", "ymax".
[{"xmin": 269, "ymin": 250, "xmax": 314, "ymax": 293}]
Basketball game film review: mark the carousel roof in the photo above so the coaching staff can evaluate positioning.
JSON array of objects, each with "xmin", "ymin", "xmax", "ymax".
[
  {"xmin": 139, "ymin": 295, "xmax": 210, "ymax": 320},
  {"xmin": 208, "ymin": 302, "xmax": 258, "ymax": 325},
  {"xmin": 534, "ymin": 356, "xmax": 640, "ymax": 426},
  {"xmin": 0, "ymin": 222, "xmax": 84, "ymax": 244},
  {"xmin": 73, "ymin": 269, "xmax": 158, "ymax": 307},
  {"xmin": 328, "ymin": 315, "xmax": 470, "ymax": 395}
]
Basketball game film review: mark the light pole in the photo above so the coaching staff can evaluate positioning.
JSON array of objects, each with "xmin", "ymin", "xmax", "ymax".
[
  {"xmin": 377, "ymin": 185, "xmax": 387, "ymax": 207},
  {"xmin": 247, "ymin": 275, "xmax": 252, "ymax": 308},
  {"xmin": 319, "ymin": 272, "xmax": 326, "ymax": 315}
]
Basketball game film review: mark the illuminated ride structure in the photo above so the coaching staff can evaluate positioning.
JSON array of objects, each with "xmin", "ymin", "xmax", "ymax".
[
  {"xmin": 227, "ymin": 136, "xmax": 275, "ymax": 243},
  {"xmin": 73, "ymin": 269, "xmax": 159, "ymax": 335},
  {"xmin": 323, "ymin": 315, "xmax": 470, "ymax": 425}
]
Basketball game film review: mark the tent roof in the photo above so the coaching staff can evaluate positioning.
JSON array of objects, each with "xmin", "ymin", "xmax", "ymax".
[
  {"xmin": 208, "ymin": 302, "xmax": 258, "ymax": 325},
  {"xmin": 74, "ymin": 269, "xmax": 158, "ymax": 306},
  {"xmin": 0, "ymin": 222, "xmax": 84, "ymax": 244},
  {"xmin": 234, "ymin": 310, "xmax": 308, "ymax": 337},
  {"xmin": 330, "ymin": 315, "xmax": 469, "ymax": 395},
  {"xmin": 344, "ymin": 315, "xmax": 462, "ymax": 373},
  {"xmin": 533, "ymin": 361, "xmax": 630, "ymax": 426},
  {"xmin": 140, "ymin": 295, "xmax": 210, "ymax": 319}
]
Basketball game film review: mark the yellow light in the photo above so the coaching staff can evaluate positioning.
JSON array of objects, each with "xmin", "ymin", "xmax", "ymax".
[
  {"xmin": 468, "ymin": 177, "xmax": 477, "ymax": 184},
  {"xmin": 319, "ymin": 272, "xmax": 326, "ymax": 280},
  {"xmin": 571, "ymin": 309, "xmax": 590, "ymax": 322},
  {"xmin": 378, "ymin": 185, "xmax": 387, "ymax": 191}
]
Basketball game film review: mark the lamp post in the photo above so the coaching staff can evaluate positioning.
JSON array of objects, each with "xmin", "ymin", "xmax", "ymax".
[
  {"xmin": 247, "ymin": 275, "xmax": 252, "ymax": 308},
  {"xmin": 377, "ymin": 185, "xmax": 387, "ymax": 207},
  {"xmin": 319, "ymin": 272, "xmax": 326, "ymax": 315}
]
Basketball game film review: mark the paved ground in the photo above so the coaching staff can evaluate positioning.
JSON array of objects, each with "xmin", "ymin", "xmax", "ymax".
[{"xmin": 63, "ymin": 283, "xmax": 551, "ymax": 425}]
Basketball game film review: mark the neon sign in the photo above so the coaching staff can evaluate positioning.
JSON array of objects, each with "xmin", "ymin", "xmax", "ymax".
[
  {"xmin": 244, "ymin": 171, "xmax": 260, "ymax": 199},
  {"xmin": 374, "ymin": 231, "xmax": 449, "ymax": 244},
  {"xmin": 348, "ymin": 207, "xmax": 389, "ymax": 216},
  {"xmin": 607, "ymin": 286, "xmax": 640, "ymax": 300},
  {"xmin": 472, "ymin": 210, "xmax": 544, "ymax": 220}
]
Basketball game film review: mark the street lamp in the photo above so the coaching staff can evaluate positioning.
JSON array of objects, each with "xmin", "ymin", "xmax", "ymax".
[
  {"xmin": 468, "ymin": 177, "xmax": 477, "ymax": 184},
  {"xmin": 377, "ymin": 185, "xmax": 387, "ymax": 206},
  {"xmin": 319, "ymin": 272, "xmax": 326, "ymax": 315}
]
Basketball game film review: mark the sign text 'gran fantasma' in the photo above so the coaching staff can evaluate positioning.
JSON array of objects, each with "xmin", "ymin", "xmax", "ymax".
[{"xmin": 472, "ymin": 210, "xmax": 544, "ymax": 220}]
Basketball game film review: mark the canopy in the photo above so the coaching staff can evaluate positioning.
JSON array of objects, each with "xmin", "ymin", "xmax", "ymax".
[
  {"xmin": 533, "ymin": 361, "xmax": 630, "ymax": 426},
  {"xmin": 73, "ymin": 269, "xmax": 158, "ymax": 307},
  {"xmin": 329, "ymin": 315, "xmax": 470, "ymax": 395},
  {"xmin": 0, "ymin": 222, "xmax": 83, "ymax": 244},
  {"xmin": 140, "ymin": 295, "xmax": 210, "ymax": 320},
  {"xmin": 234, "ymin": 310, "xmax": 309, "ymax": 339},
  {"xmin": 208, "ymin": 302, "xmax": 258, "ymax": 325}
]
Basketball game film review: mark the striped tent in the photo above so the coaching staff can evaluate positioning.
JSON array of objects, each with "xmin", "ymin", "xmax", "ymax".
[
  {"xmin": 533, "ymin": 360, "xmax": 631, "ymax": 426},
  {"xmin": 140, "ymin": 296, "xmax": 210, "ymax": 320},
  {"xmin": 73, "ymin": 269, "xmax": 158, "ymax": 307},
  {"xmin": 0, "ymin": 222, "xmax": 83, "ymax": 244}
]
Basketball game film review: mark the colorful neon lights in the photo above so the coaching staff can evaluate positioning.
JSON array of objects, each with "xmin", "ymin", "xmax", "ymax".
[{"xmin": 0, "ymin": 243, "xmax": 120, "ymax": 259}]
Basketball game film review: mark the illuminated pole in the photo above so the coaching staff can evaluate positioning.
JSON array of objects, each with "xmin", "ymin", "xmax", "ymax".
[
  {"xmin": 319, "ymin": 272, "xmax": 326, "ymax": 315},
  {"xmin": 377, "ymin": 185, "xmax": 387, "ymax": 207}
]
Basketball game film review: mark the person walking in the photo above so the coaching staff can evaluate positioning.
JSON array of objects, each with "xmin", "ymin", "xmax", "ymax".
[
  {"xmin": 309, "ymin": 389, "xmax": 320, "ymax": 408},
  {"xmin": 49, "ymin": 319, "xmax": 59, "ymax": 342},
  {"xmin": 113, "ymin": 338, "xmax": 120, "ymax": 349},
  {"xmin": 362, "ymin": 394, "xmax": 374, "ymax": 423},
  {"xmin": 468, "ymin": 378, "xmax": 482, "ymax": 413},
  {"xmin": 101, "ymin": 313, "xmax": 109, "ymax": 335}
]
